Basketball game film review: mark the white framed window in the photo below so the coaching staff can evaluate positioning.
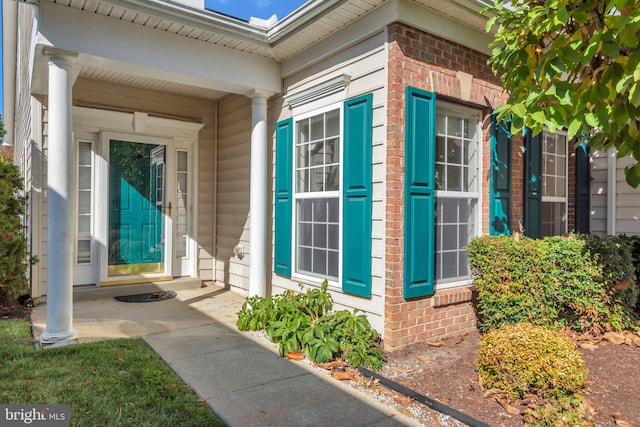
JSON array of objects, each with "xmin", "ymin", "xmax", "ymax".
[
  {"xmin": 434, "ymin": 103, "xmax": 482, "ymax": 287},
  {"xmin": 176, "ymin": 150, "xmax": 189, "ymax": 259},
  {"xmin": 77, "ymin": 141, "xmax": 93, "ymax": 264},
  {"xmin": 292, "ymin": 105, "xmax": 342, "ymax": 282},
  {"xmin": 541, "ymin": 130, "xmax": 568, "ymax": 237}
]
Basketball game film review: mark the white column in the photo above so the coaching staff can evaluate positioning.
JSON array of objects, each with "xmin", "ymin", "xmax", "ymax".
[
  {"xmin": 40, "ymin": 50, "xmax": 78, "ymax": 346},
  {"xmin": 248, "ymin": 91, "xmax": 269, "ymax": 297}
]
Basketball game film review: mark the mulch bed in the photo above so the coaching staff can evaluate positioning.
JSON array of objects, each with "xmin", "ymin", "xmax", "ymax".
[
  {"xmin": 0, "ymin": 297, "xmax": 32, "ymax": 321},
  {"xmin": 381, "ymin": 328, "xmax": 640, "ymax": 426}
]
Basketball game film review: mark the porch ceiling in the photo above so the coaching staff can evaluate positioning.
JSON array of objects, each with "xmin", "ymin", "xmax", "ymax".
[{"xmin": 78, "ymin": 64, "xmax": 227, "ymax": 100}]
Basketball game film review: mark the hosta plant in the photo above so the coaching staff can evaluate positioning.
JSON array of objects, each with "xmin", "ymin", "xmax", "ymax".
[{"xmin": 236, "ymin": 280, "xmax": 385, "ymax": 370}]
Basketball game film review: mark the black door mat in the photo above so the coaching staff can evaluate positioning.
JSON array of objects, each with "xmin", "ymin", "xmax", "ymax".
[{"xmin": 114, "ymin": 290, "xmax": 177, "ymax": 303}]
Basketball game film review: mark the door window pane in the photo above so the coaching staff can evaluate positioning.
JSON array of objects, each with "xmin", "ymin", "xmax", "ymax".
[
  {"xmin": 77, "ymin": 142, "xmax": 93, "ymax": 264},
  {"xmin": 176, "ymin": 150, "xmax": 189, "ymax": 258}
]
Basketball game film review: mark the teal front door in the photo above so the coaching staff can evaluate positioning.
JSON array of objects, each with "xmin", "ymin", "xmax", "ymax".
[{"xmin": 108, "ymin": 140, "xmax": 166, "ymax": 277}]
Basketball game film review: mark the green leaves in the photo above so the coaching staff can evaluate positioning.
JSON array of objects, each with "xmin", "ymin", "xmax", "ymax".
[
  {"xmin": 235, "ymin": 283, "xmax": 386, "ymax": 370},
  {"xmin": 485, "ymin": 0, "xmax": 640, "ymax": 187},
  {"xmin": 467, "ymin": 234, "xmax": 637, "ymax": 334},
  {"xmin": 0, "ymin": 155, "xmax": 32, "ymax": 300}
]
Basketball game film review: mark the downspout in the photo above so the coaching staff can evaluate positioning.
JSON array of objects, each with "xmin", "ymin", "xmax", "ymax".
[
  {"xmin": 212, "ymin": 99, "xmax": 218, "ymax": 283},
  {"xmin": 2, "ymin": 0, "xmax": 18, "ymax": 148},
  {"xmin": 607, "ymin": 149, "xmax": 616, "ymax": 235}
]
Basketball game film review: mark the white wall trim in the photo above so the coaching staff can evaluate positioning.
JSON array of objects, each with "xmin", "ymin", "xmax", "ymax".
[
  {"xmin": 73, "ymin": 106, "xmax": 204, "ymax": 284},
  {"xmin": 73, "ymin": 106, "xmax": 204, "ymax": 137},
  {"xmin": 284, "ymin": 74, "xmax": 351, "ymax": 109}
]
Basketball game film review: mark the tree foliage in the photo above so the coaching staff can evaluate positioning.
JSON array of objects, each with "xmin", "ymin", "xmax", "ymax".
[
  {"xmin": 0, "ymin": 155, "xmax": 32, "ymax": 300},
  {"xmin": 486, "ymin": 0, "xmax": 640, "ymax": 187}
]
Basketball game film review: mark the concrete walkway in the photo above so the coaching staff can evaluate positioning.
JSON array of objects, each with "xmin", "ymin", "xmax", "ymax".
[{"xmin": 31, "ymin": 281, "xmax": 423, "ymax": 426}]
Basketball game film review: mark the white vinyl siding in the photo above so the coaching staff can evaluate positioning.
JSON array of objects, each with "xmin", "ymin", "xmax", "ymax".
[
  {"xmin": 215, "ymin": 95, "xmax": 252, "ymax": 291},
  {"xmin": 273, "ymin": 32, "xmax": 386, "ymax": 333},
  {"xmin": 591, "ymin": 152, "xmax": 640, "ymax": 236},
  {"xmin": 614, "ymin": 156, "xmax": 640, "ymax": 234}
]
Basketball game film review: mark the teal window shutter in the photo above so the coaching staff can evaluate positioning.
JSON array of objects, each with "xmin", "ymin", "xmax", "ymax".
[
  {"xmin": 575, "ymin": 143, "xmax": 590, "ymax": 234},
  {"xmin": 404, "ymin": 87, "xmax": 435, "ymax": 299},
  {"xmin": 523, "ymin": 129, "xmax": 542, "ymax": 239},
  {"xmin": 490, "ymin": 114, "xmax": 512, "ymax": 235},
  {"xmin": 342, "ymin": 94, "xmax": 373, "ymax": 298},
  {"xmin": 274, "ymin": 118, "xmax": 293, "ymax": 277}
]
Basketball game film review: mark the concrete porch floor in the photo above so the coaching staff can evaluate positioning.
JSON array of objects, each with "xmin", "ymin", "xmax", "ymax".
[
  {"xmin": 30, "ymin": 280, "xmax": 421, "ymax": 426},
  {"xmin": 31, "ymin": 279, "xmax": 243, "ymax": 342}
]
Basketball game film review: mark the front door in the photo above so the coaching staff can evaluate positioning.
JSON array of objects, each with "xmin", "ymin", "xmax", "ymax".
[{"xmin": 107, "ymin": 139, "xmax": 170, "ymax": 281}]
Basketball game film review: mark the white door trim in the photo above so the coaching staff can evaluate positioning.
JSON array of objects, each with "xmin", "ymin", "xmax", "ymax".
[{"xmin": 72, "ymin": 106, "xmax": 203, "ymax": 285}]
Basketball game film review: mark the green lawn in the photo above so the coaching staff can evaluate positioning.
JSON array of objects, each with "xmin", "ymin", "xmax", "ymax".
[{"xmin": 0, "ymin": 320, "xmax": 226, "ymax": 427}]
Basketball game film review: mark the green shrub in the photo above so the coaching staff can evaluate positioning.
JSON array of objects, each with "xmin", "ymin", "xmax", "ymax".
[
  {"xmin": 0, "ymin": 156, "xmax": 34, "ymax": 301},
  {"xmin": 618, "ymin": 235, "xmax": 640, "ymax": 312},
  {"xmin": 236, "ymin": 280, "xmax": 386, "ymax": 371},
  {"xmin": 476, "ymin": 323, "xmax": 587, "ymax": 400},
  {"xmin": 580, "ymin": 234, "xmax": 638, "ymax": 314},
  {"xmin": 467, "ymin": 234, "xmax": 634, "ymax": 333}
]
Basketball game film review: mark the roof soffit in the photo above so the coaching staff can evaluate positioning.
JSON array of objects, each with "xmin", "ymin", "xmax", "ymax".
[{"xmin": 44, "ymin": 0, "xmax": 491, "ymax": 63}]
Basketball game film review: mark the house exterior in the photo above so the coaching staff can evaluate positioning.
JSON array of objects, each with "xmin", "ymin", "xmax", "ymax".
[{"xmin": 3, "ymin": 0, "xmax": 640, "ymax": 349}]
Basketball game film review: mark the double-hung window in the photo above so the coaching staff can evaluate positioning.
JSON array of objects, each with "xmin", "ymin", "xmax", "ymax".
[
  {"xmin": 434, "ymin": 104, "xmax": 482, "ymax": 286},
  {"xmin": 275, "ymin": 93, "xmax": 372, "ymax": 297},
  {"xmin": 293, "ymin": 107, "xmax": 341, "ymax": 281},
  {"xmin": 404, "ymin": 89, "xmax": 481, "ymax": 297},
  {"xmin": 541, "ymin": 130, "xmax": 568, "ymax": 237}
]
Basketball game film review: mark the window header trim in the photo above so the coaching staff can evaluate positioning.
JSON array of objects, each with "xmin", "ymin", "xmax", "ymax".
[{"xmin": 285, "ymin": 74, "xmax": 351, "ymax": 109}]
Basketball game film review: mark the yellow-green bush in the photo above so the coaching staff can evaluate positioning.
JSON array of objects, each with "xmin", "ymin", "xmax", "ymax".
[{"xmin": 476, "ymin": 323, "xmax": 587, "ymax": 400}]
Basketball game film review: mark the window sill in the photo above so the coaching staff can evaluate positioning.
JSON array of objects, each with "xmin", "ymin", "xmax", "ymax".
[{"xmin": 431, "ymin": 286, "xmax": 474, "ymax": 308}]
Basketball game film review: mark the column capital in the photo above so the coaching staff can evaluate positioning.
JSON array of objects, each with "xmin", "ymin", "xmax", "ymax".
[
  {"xmin": 43, "ymin": 47, "xmax": 78, "ymax": 67},
  {"xmin": 246, "ymin": 89, "xmax": 272, "ymax": 103}
]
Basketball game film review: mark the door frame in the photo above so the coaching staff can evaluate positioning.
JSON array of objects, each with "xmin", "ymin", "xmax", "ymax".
[
  {"xmin": 72, "ymin": 107, "xmax": 203, "ymax": 286},
  {"xmin": 99, "ymin": 132, "xmax": 174, "ymax": 285},
  {"xmin": 172, "ymin": 141, "xmax": 196, "ymax": 278}
]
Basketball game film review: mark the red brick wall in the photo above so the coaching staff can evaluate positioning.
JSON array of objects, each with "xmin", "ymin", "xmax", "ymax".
[
  {"xmin": 385, "ymin": 23, "xmax": 511, "ymax": 350},
  {"xmin": 384, "ymin": 23, "xmax": 581, "ymax": 351}
]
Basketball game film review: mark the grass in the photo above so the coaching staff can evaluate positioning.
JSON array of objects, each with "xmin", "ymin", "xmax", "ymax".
[{"xmin": 0, "ymin": 319, "xmax": 226, "ymax": 427}]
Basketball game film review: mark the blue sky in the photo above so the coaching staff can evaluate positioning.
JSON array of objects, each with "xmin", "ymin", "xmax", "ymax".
[
  {"xmin": 0, "ymin": 0, "xmax": 308, "ymax": 117},
  {"xmin": 205, "ymin": 0, "xmax": 308, "ymax": 21}
]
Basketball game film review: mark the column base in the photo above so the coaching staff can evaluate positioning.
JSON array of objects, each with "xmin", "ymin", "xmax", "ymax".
[{"xmin": 40, "ymin": 330, "xmax": 79, "ymax": 348}]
